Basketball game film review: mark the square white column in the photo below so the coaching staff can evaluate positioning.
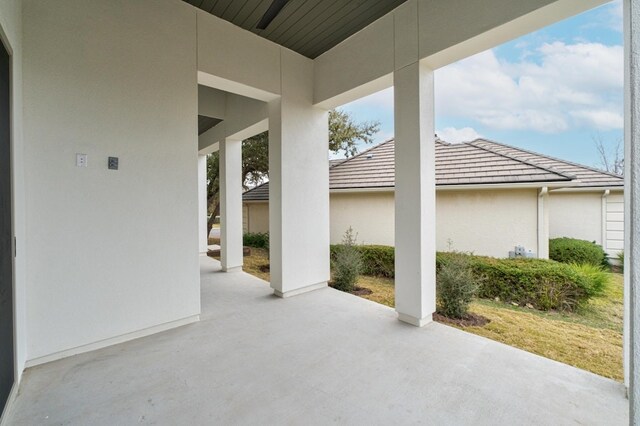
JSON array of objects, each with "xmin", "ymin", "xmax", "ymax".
[
  {"xmin": 394, "ymin": 60, "xmax": 436, "ymax": 327},
  {"xmin": 268, "ymin": 50, "xmax": 330, "ymax": 298},
  {"xmin": 197, "ymin": 154, "xmax": 208, "ymax": 255},
  {"xmin": 220, "ymin": 138, "xmax": 243, "ymax": 272},
  {"xmin": 624, "ymin": 0, "xmax": 639, "ymax": 417}
]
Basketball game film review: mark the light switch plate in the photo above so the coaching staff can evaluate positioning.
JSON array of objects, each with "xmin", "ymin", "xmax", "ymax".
[
  {"xmin": 108, "ymin": 157, "xmax": 119, "ymax": 170},
  {"xmin": 76, "ymin": 154, "xmax": 87, "ymax": 167}
]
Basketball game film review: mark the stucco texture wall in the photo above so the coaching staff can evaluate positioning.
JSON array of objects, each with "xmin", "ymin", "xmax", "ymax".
[
  {"xmin": 22, "ymin": 0, "xmax": 200, "ymax": 361},
  {"xmin": 244, "ymin": 188, "xmax": 540, "ymax": 258},
  {"xmin": 437, "ymin": 189, "xmax": 538, "ymax": 257},
  {"xmin": 549, "ymin": 192, "xmax": 603, "ymax": 244}
]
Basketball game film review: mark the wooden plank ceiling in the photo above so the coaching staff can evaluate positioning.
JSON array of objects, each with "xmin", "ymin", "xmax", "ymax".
[{"xmin": 183, "ymin": 0, "xmax": 408, "ymax": 59}]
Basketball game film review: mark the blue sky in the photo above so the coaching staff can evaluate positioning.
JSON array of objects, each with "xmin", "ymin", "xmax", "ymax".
[{"xmin": 339, "ymin": 0, "xmax": 623, "ymax": 169}]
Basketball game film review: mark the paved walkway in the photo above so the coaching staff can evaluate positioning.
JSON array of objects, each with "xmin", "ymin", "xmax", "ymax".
[{"xmin": 7, "ymin": 257, "xmax": 629, "ymax": 425}]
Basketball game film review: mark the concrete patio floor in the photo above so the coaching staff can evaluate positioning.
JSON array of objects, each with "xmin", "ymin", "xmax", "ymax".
[{"xmin": 7, "ymin": 256, "xmax": 628, "ymax": 425}]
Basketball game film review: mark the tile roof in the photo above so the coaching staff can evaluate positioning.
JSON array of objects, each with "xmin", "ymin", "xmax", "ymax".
[
  {"xmin": 242, "ymin": 183, "xmax": 270, "ymax": 201},
  {"xmin": 469, "ymin": 139, "xmax": 624, "ymax": 188},
  {"xmin": 243, "ymin": 138, "xmax": 623, "ymax": 201}
]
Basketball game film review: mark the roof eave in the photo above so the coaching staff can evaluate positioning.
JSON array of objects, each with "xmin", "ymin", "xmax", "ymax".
[{"xmin": 550, "ymin": 185, "xmax": 624, "ymax": 193}]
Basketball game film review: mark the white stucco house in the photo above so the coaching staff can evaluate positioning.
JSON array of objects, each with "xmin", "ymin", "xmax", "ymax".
[
  {"xmin": 1, "ymin": 0, "xmax": 639, "ymax": 424},
  {"xmin": 243, "ymin": 138, "xmax": 624, "ymax": 259}
]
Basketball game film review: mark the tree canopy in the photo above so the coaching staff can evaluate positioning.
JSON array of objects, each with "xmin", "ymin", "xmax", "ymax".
[{"xmin": 328, "ymin": 109, "xmax": 379, "ymax": 157}]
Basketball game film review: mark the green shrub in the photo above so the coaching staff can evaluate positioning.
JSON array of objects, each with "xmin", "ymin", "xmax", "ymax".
[
  {"xmin": 329, "ymin": 244, "xmax": 605, "ymax": 311},
  {"xmin": 330, "ymin": 244, "xmax": 395, "ymax": 277},
  {"xmin": 456, "ymin": 254, "xmax": 605, "ymax": 311},
  {"xmin": 243, "ymin": 232, "xmax": 269, "ymax": 249},
  {"xmin": 549, "ymin": 237, "xmax": 607, "ymax": 267},
  {"xmin": 332, "ymin": 228, "xmax": 362, "ymax": 292},
  {"xmin": 355, "ymin": 245, "xmax": 395, "ymax": 277},
  {"xmin": 436, "ymin": 253, "xmax": 477, "ymax": 318}
]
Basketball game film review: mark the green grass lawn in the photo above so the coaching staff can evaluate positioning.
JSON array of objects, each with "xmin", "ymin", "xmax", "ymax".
[{"xmin": 233, "ymin": 248, "xmax": 624, "ymax": 381}]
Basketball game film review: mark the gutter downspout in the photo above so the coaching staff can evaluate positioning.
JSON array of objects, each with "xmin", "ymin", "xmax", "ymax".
[{"xmin": 537, "ymin": 187, "xmax": 549, "ymax": 259}]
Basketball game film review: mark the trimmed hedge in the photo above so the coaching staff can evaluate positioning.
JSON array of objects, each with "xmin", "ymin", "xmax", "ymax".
[
  {"xmin": 329, "ymin": 245, "xmax": 606, "ymax": 311},
  {"xmin": 330, "ymin": 244, "xmax": 394, "ymax": 278},
  {"xmin": 243, "ymin": 232, "xmax": 269, "ymax": 249},
  {"xmin": 439, "ymin": 253, "xmax": 606, "ymax": 311},
  {"xmin": 549, "ymin": 237, "xmax": 607, "ymax": 267}
]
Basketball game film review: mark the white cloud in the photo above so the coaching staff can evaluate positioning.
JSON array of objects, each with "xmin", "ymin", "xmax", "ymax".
[
  {"xmin": 435, "ymin": 41, "xmax": 623, "ymax": 133},
  {"xmin": 342, "ymin": 39, "xmax": 622, "ymax": 138},
  {"xmin": 437, "ymin": 127, "xmax": 481, "ymax": 144}
]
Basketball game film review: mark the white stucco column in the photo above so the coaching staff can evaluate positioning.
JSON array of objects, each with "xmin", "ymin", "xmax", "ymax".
[
  {"xmin": 624, "ymin": 0, "xmax": 639, "ymax": 417},
  {"xmin": 393, "ymin": 60, "xmax": 436, "ymax": 327},
  {"xmin": 198, "ymin": 154, "xmax": 208, "ymax": 255},
  {"xmin": 268, "ymin": 50, "xmax": 330, "ymax": 298},
  {"xmin": 219, "ymin": 138, "xmax": 243, "ymax": 272},
  {"xmin": 537, "ymin": 187, "xmax": 549, "ymax": 259}
]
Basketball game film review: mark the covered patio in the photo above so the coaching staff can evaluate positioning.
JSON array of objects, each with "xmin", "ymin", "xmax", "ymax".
[
  {"xmin": 6, "ymin": 257, "xmax": 628, "ymax": 424},
  {"xmin": 1, "ymin": 0, "xmax": 639, "ymax": 423}
]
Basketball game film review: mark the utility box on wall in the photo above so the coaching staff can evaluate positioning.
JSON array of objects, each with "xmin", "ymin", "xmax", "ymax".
[{"xmin": 509, "ymin": 245, "xmax": 536, "ymax": 259}]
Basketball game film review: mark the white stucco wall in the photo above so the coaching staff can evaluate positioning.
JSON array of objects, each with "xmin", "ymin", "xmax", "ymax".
[
  {"xmin": 0, "ymin": 0, "xmax": 27, "ymax": 384},
  {"xmin": 245, "ymin": 188, "xmax": 540, "ymax": 258},
  {"xmin": 548, "ymin": 190, "xmax": 625, "ymax": 259},
  {"xmin": 22, "ymin": 0, "xmax": 201, "ymax": 362},
  {"xmin": 330, "ymin": 192, "xmax": 395, "ymax": 246},
  {"xmin": 437, "ymin": 189, "xmax": 539, "ymax": 257},
  {"xmin": 549, "ymin": 192, "xmax": 603, "ymax": 244}
]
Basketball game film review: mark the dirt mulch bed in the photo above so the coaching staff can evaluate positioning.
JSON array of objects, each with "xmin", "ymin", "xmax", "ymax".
[
  {"xmin": 433, "ymin": 312, "xmax": 490, "ymax": 328},
  {"xmin": 328, "ymin": 283, "xmax": 373, "ymax": 296},
  {"xmin": 350, "ymin": 287, "xmax": 373, "ymax": 296},
  {"xmin": 259, "ymin": 264, "xmax": 270, "ymax": 272},
  {"xmin": 207, "ymin": 247, "xmax": 252, "ymax": 258}
]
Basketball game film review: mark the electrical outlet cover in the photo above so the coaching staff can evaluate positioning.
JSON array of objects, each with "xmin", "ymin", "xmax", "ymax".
[{"xmin": 76, "ymin": 154, "xmax": 87, "ymax": 167}]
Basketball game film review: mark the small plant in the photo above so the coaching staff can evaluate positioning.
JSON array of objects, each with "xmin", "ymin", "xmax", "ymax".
[
  {"xmin": 332, "ymin": 227, "xmax": 362, "ymax": 292},
  {"xmin": 436, "ymin": 253, "xmax": 477, "ymax": 319}
]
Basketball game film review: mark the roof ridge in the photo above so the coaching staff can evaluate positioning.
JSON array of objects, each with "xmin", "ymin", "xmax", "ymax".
[
  {"xmin": 466, "ymin": 139, "xmax": 575, "ymax": 181},
  {"xmin": 470, "ymin": 138, "xmax": 624, "ymax": 180}
]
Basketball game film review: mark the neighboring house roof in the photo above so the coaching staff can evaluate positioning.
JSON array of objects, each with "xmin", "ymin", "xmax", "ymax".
[
  {"xmin": 470, "ymin": 139, "xmax": 624, "ymax": 188},
  {"xmin": 243, "ymin": 182, "xmax": 270, "ymax": 201},
  {"xmin": 243, "ymin": 138, "xmax": 623, "ymax": 201}
]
